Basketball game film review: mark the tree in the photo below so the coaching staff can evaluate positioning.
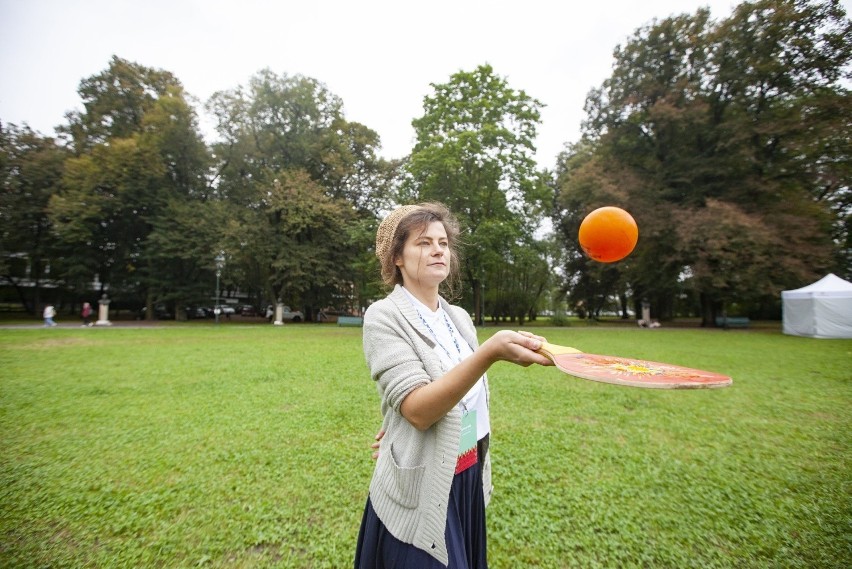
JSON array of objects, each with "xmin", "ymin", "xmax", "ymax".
[
  {"xmin": 483, "ymin": 235, "xmax": 552, "ymax": 325},
  {"xmin": 133, "ymin": 87, "xmax": 213, "ymax": 316},
  {"xmin": 406, "ymin": 64, "xmax": 552, "ymax": 322},
  {"xmin": 50, "ymin": 57, "xmax": 211, "ymax": 317},
  {"xmin": 222, "ymin": 171, "xmax": 354, "ymax": 318},
  {"xmin": 144, "ymin": 199, "xmax": 230, "ymax": 318},
  {"xmin": 0, "ymin": 124, "xmax": 68, "ymax": 313},
  {"xmin": 207, "ymin": 70, "xmax": 345, "ymax": 203},
  {"xmin": 555, "ymin": 0, "xmax": 851, "ymax": 324},
  {"xmin": 61, "ymin": 56, "xmax": 185, "ymax": 153},
  {"xmin": 207, "ymin": 70, "xmax": 390, "ymax": 312},
  {"xmin": 553, "ymin": 140, "xmax": 648, "ymax": 319},
  {"xmin": 50, "ymin": 136, "xmax": 166, "ymax": 303}
]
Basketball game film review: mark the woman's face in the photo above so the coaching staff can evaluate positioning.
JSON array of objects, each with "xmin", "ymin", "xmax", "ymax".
[{"xmin": 395, "ymin": 221, "xmax": 450, "ymax": 289}]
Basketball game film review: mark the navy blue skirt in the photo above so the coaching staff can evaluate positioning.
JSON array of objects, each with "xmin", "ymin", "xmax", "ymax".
[{"xmin": 354, "ymin": 457, "xmax": 487, "ymax": 568}]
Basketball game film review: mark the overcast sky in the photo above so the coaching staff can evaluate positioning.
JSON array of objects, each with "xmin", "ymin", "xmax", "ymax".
[{"xmin": 3, "ymin": 0, "xmax": 843, "ymax": 171}]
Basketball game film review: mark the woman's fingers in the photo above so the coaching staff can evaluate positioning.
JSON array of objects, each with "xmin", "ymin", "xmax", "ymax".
[
  {"xmin": 517, "ymin": 330, "xmax": 548, "ymax": 344},
  {"xmin": 370, "ymin": 429, "xmax": 385, "ymax": 460}
]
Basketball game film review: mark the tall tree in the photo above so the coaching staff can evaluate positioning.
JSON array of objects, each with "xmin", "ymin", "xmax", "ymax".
[
  {"xmin": 207, "ymin": 70, "xmax": 345, "ymax": 204},
  {"xmin": 134, "ymin": 87, "xmax": 213, "ymax": 316},
  {"xmin": 144, "ymin": 198, "xmax": 230, "ymax": 317},
  {"xmin": 207, "ymin": 70, "xmax": 390, "ymax": 312},
  {"xmin": 556, "ymin": 0, "xmax": 851, "ymax": 324},
  {"xmin": 406, "ymin": 64, "xmax": 552, "ymax": 322},
  {"xmin": 222, "ymin": 171, "xmax": 354, "ymax": 317},
  {"xmin": 50, "ymin": 57, "xmax": 210, "ymax": 317},
  {"xmin": 61, "ymin": 56, "xmax": 184, "ymax": 153},
  {"xmin": 50, "ymin": 136, "xmax": 166, "ymax": 302},
  {"xmin": 0, "ymin": 124, "xmax": 68, "ymax": 313},
  {"xmin": 483, "ymin": 234, "xmax": 552, "ymax": 325}
]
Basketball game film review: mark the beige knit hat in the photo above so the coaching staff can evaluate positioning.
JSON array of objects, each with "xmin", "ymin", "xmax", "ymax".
[{"xmin": 375, "ymin": 205, "xmax": 421, "ymax": 261}]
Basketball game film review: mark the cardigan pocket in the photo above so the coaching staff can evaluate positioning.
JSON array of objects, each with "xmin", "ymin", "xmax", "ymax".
[{"xmin": 378, "ymin": 442, "xmax": 426, "ymax": 509}]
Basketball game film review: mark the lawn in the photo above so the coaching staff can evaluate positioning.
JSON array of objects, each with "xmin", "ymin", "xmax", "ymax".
[{"xmin": 1, "ymin": 325, "xmax": 849, "ymax": 568}]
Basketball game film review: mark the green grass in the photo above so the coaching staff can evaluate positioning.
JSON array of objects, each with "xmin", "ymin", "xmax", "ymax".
[{"xmin": 1, "ymin": 325, "xmax": 849, "ymax": 568}]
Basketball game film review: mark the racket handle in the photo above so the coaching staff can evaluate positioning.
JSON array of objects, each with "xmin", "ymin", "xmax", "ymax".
[{"xmin": 538, "ymin": 342, "xmax": 583, "ymax": 356}]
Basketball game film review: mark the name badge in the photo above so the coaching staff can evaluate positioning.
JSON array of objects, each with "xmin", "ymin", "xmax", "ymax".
[{"xmin": 459, "ymin": 409, "xmax": 477, "ymax": 455}]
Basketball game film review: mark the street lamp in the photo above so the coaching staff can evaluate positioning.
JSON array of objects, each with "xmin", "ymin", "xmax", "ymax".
[
  {"xmin": 215, "ymin": 251, "xmax": 225, "ymax": 324},
  {"xmin": 480, "ymin": 280, "xmax": 485, "ymax": 326}
]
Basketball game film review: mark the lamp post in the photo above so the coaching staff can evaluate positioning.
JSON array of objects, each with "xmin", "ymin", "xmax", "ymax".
[
  {"xmin": 215, "ymin": 251, "xmax": 225, "ymax": 324},
  {"xmin": 480, "ymin": 280, "xmax": 485, "ymax": 326}
]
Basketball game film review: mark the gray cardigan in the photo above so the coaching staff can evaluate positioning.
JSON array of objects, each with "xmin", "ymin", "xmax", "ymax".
[{"xmin": 362, "ymin": 285, "xmax": 492, "ymax": 566}]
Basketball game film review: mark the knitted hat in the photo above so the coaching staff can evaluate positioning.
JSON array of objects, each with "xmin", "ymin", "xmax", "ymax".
[{"xmin": 375, "ymin": 205, "xmax": 421, "ymax": 260}]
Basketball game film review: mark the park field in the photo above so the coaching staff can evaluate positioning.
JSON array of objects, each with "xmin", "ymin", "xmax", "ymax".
[{"xmin": 1, "ymin": 325, "xmax": 849, "ymax": 568}]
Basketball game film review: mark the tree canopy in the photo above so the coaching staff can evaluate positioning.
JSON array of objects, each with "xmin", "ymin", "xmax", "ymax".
[
  {"xmin": 1, "ymin": 1, "xmax": 849, "ymax": 324},
  {"xmin": 406, "ymin": 64, "xmax": 553, "ymax": 323},
  {"xmin": 554, "ymin": 0, "xmax": 851, "ymax": 324}
]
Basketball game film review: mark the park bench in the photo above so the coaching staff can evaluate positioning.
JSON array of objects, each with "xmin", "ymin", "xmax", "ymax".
[
  {"xmin": 337, "ymin": 316, "xmax": 363, "ymax": 327},
  {"xmin": 715, "ymin": 316, "xmax": 750, "ymax": 328}
]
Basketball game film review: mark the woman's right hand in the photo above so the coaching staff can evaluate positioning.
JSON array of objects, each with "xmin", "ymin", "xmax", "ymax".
[{"xmin": 480, "ymin": 330, "xmax": 554, "ymax": 367}]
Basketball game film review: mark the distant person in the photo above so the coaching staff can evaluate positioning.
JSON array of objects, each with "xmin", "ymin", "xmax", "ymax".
[
  {"xmin": 81, "ymin": 302, "xmax": 93, "ymax": 327},
  {"xmin": 43, "ymin": 305, "xmax": 57, "ymax": 327},
  {"xmin": 354, "ymin": 203, "xmax": 552, "ymax": 568}
]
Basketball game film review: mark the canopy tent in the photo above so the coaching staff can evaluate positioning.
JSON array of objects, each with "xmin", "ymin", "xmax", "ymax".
[{"xmin": 782, "ymin": 274, "xmax": 852, "ymax": 338}]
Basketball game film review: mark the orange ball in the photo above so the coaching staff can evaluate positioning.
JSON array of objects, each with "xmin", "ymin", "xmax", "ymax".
[{"xmin": 578, "ymin": 206, "xmax": 639, "ymax": 263}]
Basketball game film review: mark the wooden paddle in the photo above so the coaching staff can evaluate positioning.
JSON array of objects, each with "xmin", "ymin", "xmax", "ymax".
[{"xmin": 537, "ymin": 342, "xmax": 732, "ymax": 389}]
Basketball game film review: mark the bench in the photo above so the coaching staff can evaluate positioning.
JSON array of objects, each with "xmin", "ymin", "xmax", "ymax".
[
  {"xmin": 337, "ymin": 316, "xmax": 363, "ymax": 327},
  {"xmin": 715, "ymin": 316, "xmax": 750, "ymax": 328}
]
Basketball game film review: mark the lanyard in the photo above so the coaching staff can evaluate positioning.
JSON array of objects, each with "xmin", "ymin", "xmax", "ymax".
[
  {"xmin": 411, "ymin": 301, "xmax": 474, "ymax": 414},
  {"xmin": 416, "ymin": 309, "xmax": 463, "ymax": 366},
  {"xmin": 401, "ymin": 288, "xmax": 469, "ymax": 411}
]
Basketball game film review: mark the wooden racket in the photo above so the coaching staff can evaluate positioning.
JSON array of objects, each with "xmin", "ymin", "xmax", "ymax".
[{"xmin": 537, "ymin": 342, "xmax": 732, "ymax": 389}]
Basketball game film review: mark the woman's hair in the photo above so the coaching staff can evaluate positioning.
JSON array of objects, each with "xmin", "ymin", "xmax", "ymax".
[{"xmin": 377, "ymin": 202, "xmax": 462, "ymax": 298}]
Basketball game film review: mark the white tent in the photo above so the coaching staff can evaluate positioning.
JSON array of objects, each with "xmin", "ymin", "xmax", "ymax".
[{"xmin": 782, "ymin": 274, "xmax": 852, "ymax": 338}]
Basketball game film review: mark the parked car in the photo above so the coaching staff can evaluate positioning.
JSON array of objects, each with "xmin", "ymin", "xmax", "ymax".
[
  {"xmin": 266, "ymin": 305, "xmax": 303, "ymax": 322},
  {"xmin": 215, "ymin": 305, "xmax": 236, "ymax": 316},
  {"xmin": 184, "ymin": 306, "xmax": 210, "ymax": 319},
  {"xmin": 137, "ymin": 304, "xmax": 172, "ymax": 320},
  {"xmin": 239, "ymin": 305, "xmax": 258, "ymax": 316}
]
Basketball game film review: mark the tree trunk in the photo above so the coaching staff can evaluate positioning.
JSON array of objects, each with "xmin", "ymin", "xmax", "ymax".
[
  {"xmin": 3, "ymin": 275, "xmax": 33, "ymax": 314},
  {"xmin": 471, "ymin": 278, "xmax": 482, "ymax": 326},
  {"xmin": 145, "ymin": 291, "xmax": 155, "ymax": 321},
  {"xmin": 699, "ymin": 293, "xmax": 718, "ymax": 327}
]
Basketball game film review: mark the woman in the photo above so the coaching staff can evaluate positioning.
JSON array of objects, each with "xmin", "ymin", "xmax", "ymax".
[
  {"xmin": 81, "ymin": 302, "xmax": 93, "ymax": 327},
  {"xmin": 355, "ymin": 203, "xmax": 552, "ymax": 568},
  {"xmin": 43, "ymin": 304, "xmax": 57, "ymax": 327}
]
